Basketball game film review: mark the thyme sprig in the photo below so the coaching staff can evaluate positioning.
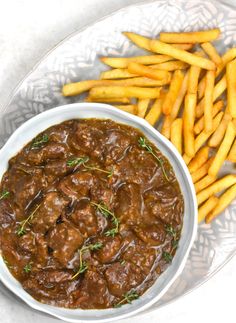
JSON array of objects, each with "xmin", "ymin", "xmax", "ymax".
[
  {"xmin": 91, "ymin": 202, "xmax": 119, "ymax": 237},
  {"xmin": 114, "ymin": 290, "xmax": 139, "ymax": 308},
  {"xmin": 163, "ymin": 224, "xmax": 180, "ymax": 263},
  {"xmin": 138, "ymin": 137, "xmax": 169, "ymax": 181},
  {"xmin": 162, "ymin": 251, "xmax": 173, "ymax": 263},
  {"xmin": 0, "ymin": 190, "xmax": 10, "ymax": 200},
  {"xmin": 66, "ymin": 156, "xmax": 113, "ymax": 178},
  {"xmin": 17, "ymin": 204, "xmax": 41, "ymax": 236},
  {"xmin": 31, "ymin": 134, "xmax": 49, "ymax": 149},
  {"xmin": 165, "ymin": 224, "xmax": 177, "ymax": 240},
  {"xmin": 71, "ymin": 242, "xmax": 103, "ymax": 280},
  {"xmin": 23, "ymin": 261, "xmax": 33, "ymax": 273},
  {"xmin": 66, "ymin": 156, "xmax": 89, "ymax": 167}
]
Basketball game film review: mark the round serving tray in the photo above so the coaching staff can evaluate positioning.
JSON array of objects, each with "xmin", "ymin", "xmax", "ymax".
[{"xmin": 0, "ymin": 0, "xmax": 236, "ymax": 318}]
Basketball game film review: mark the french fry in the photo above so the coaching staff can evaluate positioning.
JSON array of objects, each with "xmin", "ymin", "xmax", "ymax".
[
  {"xmin": 188, "ymin": 65, "xmax": 201, "ymax": 94},
  {"xmin": 204, "ymin": 70, "xmax": 215, "ymax": 132},
  {"xmin": 137, "ymin": 99, "xmax": 150, "ymax": 118},
  {"xmin": 194, "ymin": 100, "xmax": 224, "ymax": 135},
  {"xmin": 228, "ymin": 138, "xmax": 236, "ymax": 162},
  {"xmin": 100, "ymin": 55, "xmax": 173, "ymax": 69},
  {"xmin": 183, "ymin": 154, "xmax": 191, "ymax": 165},
  {"xmin": 196, "ymin": 74, "xmax": 226, "ymax": 118},
  {"xmin": 195, "ymin": 111, "xmax": 223, "ymax": 153},
  {"xmin": 162, "ymin": 70, "xmax": 184, "ymax": 115},
  {"xmin": 100, "ymin": 69, "xmax": 137, "ymax": 79},
  {"xmin": 63, "ymin": 77, "xmax": 170, "ymax": 97},
  {"xmin": 216, "ymin": 47, "xmax": 236, "ymax": 76},
  {"xmin": 145, "ymin": 96, "xmax": 164, "ymax": 125},
  {"xmin": 198, "ymin": 76, "xmax": 206, "ymax": 99},
  {"xmin": 159, "ymin": 29, "xmax": 220, "ymax": 44},
  {"xmin": 226, "ymin": 58, "xmax": 236, "ymax": 118},
  {"xmin": 197, "ymin": 174, "xmax": 236, "ymax": 205},
  {"xmin": 151, "ymin": 61, "xmax": 188, "ymax": 71},
  {"xmin": 195, "ymin": 175, "xmax": 216, "ymax": 193},
  {"xmin": 170, "ymin": 118, "xmax": 183, "ymax": 154},
  {"xmin": 123, "ymin": 32, "xmax": 194, "ymax": 51},
  {"xmin": 208, "ymin": 122, "xmax": 236, "ymax": 177},
  {"xmin": 188, "ymin": 146, "xmax": 209, "ymax": 173},
  {"xmin": 150, "ymin": 40, "xmax": 216, "ymax": 70},
  {"xmin": 206, "ymin": 183, "xmax": 236, "ymax": 223},
  {"xmin": 89, "ymin": 86, "xmax": 161, "ymax": 99},
  {"xmin": 114, "ymin": 105, "xmax": 138, "ymax": 114},
  {"xmin": 170, "ymin": 72, "xmax": 189, "ymax": 120},
  {"xmin": 191, "ymin": 157, "xmax": 214, "ymax": 183},
  {"xmin": 128, "ymin": 62, "xmax": 170, "ymax": 80},
  {"xmin": 123, "ymin": 32, "xmax": 151, "ymax": 51},
  {"xmin": 161, "ymin": 115, "xmax": 172, "ymax": 139},
  {"xmin": 208, "ymin": 112, "xmax": 232, "ymax": 147},
  {"xmin": 200, "ymin": 42, "xmax": 222, "ymax": 66},
  {"xmin": 85, "ymin": 96, "xmax": 131, "ymax": 104},
  {"xmin": 198, "ymin": 196, "xmax": 219, "ymax": 223},
  {"xmin": 183, "ymin": 93, "xmax": 196, "ymax": 157},
  {"xmin": 172, "ymin": 43, "xmax": 194, "ymax": 50}
]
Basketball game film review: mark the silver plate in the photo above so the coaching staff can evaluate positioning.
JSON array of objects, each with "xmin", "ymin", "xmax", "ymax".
[{"xmin": 0, "ymin": 0, "xmax": 236, "ymax": 315}]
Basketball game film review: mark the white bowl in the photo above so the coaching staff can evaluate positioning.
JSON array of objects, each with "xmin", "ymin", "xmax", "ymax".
[{"xmin": 0, "ymin": 103, "xmax": 197, "ymax": 322}]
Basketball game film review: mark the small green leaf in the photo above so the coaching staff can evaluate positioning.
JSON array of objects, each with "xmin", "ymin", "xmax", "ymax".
[
  {"xmin": 31, "ymin": 134, "xmax": 49, "ymax": 148},
  {"xmin": 114, "ymin": 290, "xmax": 139, "ymax": 307},
  {"xmin": 23, "ymin": 262, "xmax": 33, "ymax": 273},
  {"xmin": 162, "ymin": 251, "xmax": 173, "ymax": 263},
  {"xmin": 0, "ymin": 190, "xmax": 10, "ymax": 200},
  {"xmin": 66, "ymin": 156, "xmax": 89, "ymax": 167}
]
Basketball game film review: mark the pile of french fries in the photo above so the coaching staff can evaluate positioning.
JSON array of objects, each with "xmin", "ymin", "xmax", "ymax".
[{"xmin": 62, "ymin": 28, "xmax": 236, "ymax": 224}]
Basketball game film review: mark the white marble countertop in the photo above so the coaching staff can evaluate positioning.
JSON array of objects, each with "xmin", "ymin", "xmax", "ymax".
[{"xmin": 0, "ymin": 1, "xmax": 235, "ymax": 322}]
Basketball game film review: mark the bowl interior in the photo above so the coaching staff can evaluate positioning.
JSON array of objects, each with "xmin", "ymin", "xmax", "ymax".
[{"xmin": 0, "ymin": 103, "xmax": 197, "ymax": 322}]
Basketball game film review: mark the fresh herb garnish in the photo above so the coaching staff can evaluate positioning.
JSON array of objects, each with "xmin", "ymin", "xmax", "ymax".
[
  {"xmin": 67, "ymin": 156, "xmax": 113, "ymax": 178},
  {"xmin": 120, "ymin": 260, "xmax": 126, "ymax": 266},
  {"xmin": 114, "ymin": 290, "xmax": 139, "ymax": 308},
  {"xmin": 23, "ymin": 262, "xmax": 33, "ymax": 273},
  {"xmin": 138, "ymin": 137, "xmax": 169, "ymax": 181},
  {"xmin": 91, "ymin": 202, "xmax": 119, "ymax": 237},
  {"xmin": 66, "ymin": 156, "xmax": 89, "ymax": 167},
  {"xmin": 71, "ymin": 242, "xmax": 103, "ymax": 280},
  {"xmin": 162, "ymin": 251, "xmax": 173, "ymax": 263},
  {"xmin": 0, "ymin": 190, "xmax": 10, "ymax": 200},
  {"xmin": 31, "ymin": 134, "xmax": 49, "ymax": 149},
  {"xmin": 17, "ymin": 204, "xmax": 41, "ymax": 236},
  {"xmin": 165, "ymin": 224, "xmax": 177, "ymax": 240},
  {"xmin": 172, "ymin": 240, "xmax": 179, "ymax": 250}
]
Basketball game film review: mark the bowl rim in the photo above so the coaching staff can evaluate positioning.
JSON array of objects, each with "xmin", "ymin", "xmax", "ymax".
[{"xmin": 0, "ymin": 102, "xmax": 198, "ymax": 322}]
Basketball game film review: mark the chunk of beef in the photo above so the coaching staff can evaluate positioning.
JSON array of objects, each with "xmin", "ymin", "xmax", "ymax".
[
  {"xmin": 69, "ymin": 123, "xmax": 105, "ymax": 161},
  {"xmin": 70, "ymin": 199, "xmax": 99, "ymax": 238},
  {"xmin": 18, "ymin": 232, "xmax": 37, "ymax": 254},
  {"xmin": 27, "ymin": 143, "xmax": 68, "ymax": 165},
  {"xmin": 47, "ymin": 222, "xmax": 84, "ymax": 266},
  {"xmin": 31, "ymin": 192, "xmax": 69, "ymax": 233},
  {"xmin": 145, "ymin": 184, "xmax": 184, "ymax": 224},
  {"xmin": 4, "ymin": 168, "xmax": 46, "ymax": 209},
  {"xmin": 103, "ymin": 130, "xmax": 131, "ymax": 164},
  {"xmin": 58, "ymin": 172, "xmax": 95, "ymax": 200},
  {"xmin": 94, "ymin": 235, "xmax": 122, "ymax": 264},
  {"xmin": 0, "ymin": 200, "xmax": 15, "ymax": 228},
  {"xmin": 105, "ymin": 261, "xmax": 144, "ymax": 297},
  {"xmin": 44, "ymin": 160, "xmax": 69, "ymax": 182},
  {"xmin": 115, "ymin": 182, "xmax": 142, "ymax": 225},
  {"xmin": 73, "ymin": 270, "xmax": 111, "ymax": 309},
  {"xmin": 123, "ymin": 240, "xmax": 158, "ymax": 275},
  {"xmin": 134, "ymin": 223, "xmax": 166, "ymax": 246}
]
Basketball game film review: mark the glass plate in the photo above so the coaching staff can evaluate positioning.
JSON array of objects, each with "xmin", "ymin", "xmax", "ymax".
[{"xmin": 0, "ymin": 0, "xmax": 236, "ymax": 316}]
